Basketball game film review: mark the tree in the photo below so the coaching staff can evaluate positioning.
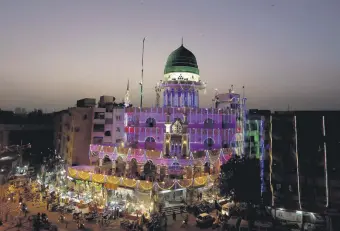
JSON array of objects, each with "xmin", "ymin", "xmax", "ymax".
[
  {"xmin": 220, "ymin": 155, "xmax": 261, "ymax": 204},
  {"xmin": 220, "ymin": 155, "xmax": 262, "ymax": 229}
]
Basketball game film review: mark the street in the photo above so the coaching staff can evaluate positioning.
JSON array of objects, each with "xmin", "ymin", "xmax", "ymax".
[{"xmin": 0, "ymin": 200, "xmax": 217, "ymax": 231}]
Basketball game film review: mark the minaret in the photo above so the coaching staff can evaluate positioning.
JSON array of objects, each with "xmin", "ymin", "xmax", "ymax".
[{"xmin": 124, "ymin": 79, "xmax": 130, "ymax": 107}]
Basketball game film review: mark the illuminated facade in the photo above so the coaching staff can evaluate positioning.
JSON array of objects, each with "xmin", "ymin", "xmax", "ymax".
[
  {"xmin": 67, "ymin": 44, "xmax": 247, "ymax": 212},
  {"xmin": 124, "ymin": 44, "xmax": 246, "ymax": 156}
]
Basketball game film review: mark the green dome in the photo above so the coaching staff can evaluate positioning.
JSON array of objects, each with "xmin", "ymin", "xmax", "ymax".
[{"xmin": 164, "ymin": 45, "xmax": 199, "ymax": 75}]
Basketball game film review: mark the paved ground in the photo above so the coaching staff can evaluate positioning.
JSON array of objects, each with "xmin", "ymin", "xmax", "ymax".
[{"xmin": 0, "ymin": 183, "xmax": 218, "ymax": 231}]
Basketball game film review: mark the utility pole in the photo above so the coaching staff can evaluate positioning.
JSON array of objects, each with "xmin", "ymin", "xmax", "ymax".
[{"xmin": 140, "ymin": 37, "xmax": 146, "ymax": 108}]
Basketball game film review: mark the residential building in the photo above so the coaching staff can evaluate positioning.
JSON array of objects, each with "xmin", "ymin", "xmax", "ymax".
[
  {"xmin": 271, "ymin": 111, "xmax": 340, "ymax": 214},
  {"xmin": 246, "ymin": 109, "xmax": 272, "ymax": 205},
  {"xmin": 54, "ymin": 97, "xmax": 126, "ymax": 166},
  {"xmin": 54, "ymin": 107, "xmax": 94, "ymax": 166}
]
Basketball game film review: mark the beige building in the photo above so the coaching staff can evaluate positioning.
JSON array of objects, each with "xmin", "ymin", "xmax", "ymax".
[
  {"xmin": 54, "ymin": 96, "xmax": 126, "ymax": 166},
  {"xmin": 54, "ymin": 107, "xmax": 94, "ymax": 166}
]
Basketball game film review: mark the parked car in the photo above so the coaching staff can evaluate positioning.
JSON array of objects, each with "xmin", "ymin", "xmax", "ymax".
[{"xmin": 196, "ymin": 213, "xmax": 215, "ymax": 227}]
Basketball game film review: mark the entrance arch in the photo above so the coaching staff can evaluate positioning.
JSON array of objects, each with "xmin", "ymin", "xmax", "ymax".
[
  {"xmin": 144, "ymin": 160, "xmax": 156, "ymax": 180},
  {"xmin": 129, "ymin": 158, "xmax": 138, "ymax": 177},
  {"xmin": 115, "ymin": 156, "xmax": 126, "ymax": 177},
  {"xmin": 145, "ymin": 137, "xmax": 156, "ymax": 150}
]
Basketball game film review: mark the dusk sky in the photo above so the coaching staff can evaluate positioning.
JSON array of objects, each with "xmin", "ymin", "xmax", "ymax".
[{"xmin": 1, "ymin": 0, "xmax": 340, "ymax": 111}]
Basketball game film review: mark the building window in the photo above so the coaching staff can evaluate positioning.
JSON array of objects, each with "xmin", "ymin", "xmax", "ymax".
[
  {"xmin": 116, "ymin": 115, "xmax": 121, "ymax": 121},
  {"xmin": 250, "ymin": 136, "xmax": 255, "ymax": 142},
  {"xmin": 83, "ymin": 114, "xmax": 87, "ymax": 120},
  {"xmin": 250, "ymin": 123, "xmax": 258, "ymax": 131},
  {"xmin": 93, "ymin": 124, "xmax": 105, "ymax": 132},
  {"xmin": 75, "ymin": 127, "xmax": 80, "ymax": 132},
  {"xmin": 105, "ymin": 118, "xmax": 113, "ymax": 124},
  {"xmin": 94, "ymin": 112, "xmax": 105, "ymax": 119},
  {"xmin": 116, "ymin": 127, "xmax": 121, "ymax": 132},
  {"xmin": 104, "ymin": 131, "xmax": 111, "ymax": 136}
]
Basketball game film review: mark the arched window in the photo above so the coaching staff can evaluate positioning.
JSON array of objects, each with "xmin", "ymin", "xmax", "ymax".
[
  {"xmin": 204, "ymin": 138, "xmax": 214, "ymax": 150},
  {"xmin": 146, "ymin": 118, "xmax": 156, "ymax": 127}
]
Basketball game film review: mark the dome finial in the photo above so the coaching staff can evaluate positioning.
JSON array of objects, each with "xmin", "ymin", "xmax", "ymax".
[{"xmin": 181, "ymin": 37, "xmax": 183, "ymax": 46}]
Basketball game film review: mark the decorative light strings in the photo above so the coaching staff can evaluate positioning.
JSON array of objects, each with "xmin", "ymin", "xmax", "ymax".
[{"xmin": 68, "ymin": 167, "xmax": 217, "ymax": 191}]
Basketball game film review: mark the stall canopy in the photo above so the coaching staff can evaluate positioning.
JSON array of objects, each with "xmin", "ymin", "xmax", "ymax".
[{"xmin": 105, "ymin": 183, "xmax": 118, "ymax": 190}]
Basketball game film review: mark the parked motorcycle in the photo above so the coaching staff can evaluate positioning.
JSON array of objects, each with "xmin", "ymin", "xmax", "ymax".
[
  {"xmin": 73, "ymin": 212, "xmax": 82, "ymax": 220},
  {"xmin": 58, "ymin": 215, "xmax": 65, "ymax": 223},
  {"xmin": 84, "ymin": 212, "xmax": 98, "ymax": 221},
  {"xmin": 77, "ymin": 220, "xmax": 85, "ymax": 229}
]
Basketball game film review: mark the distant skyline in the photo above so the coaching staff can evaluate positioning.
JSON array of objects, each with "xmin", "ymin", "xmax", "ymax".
[{"xmin": 1, "ymin": 0, "xmax": 340, "ymax": 111}]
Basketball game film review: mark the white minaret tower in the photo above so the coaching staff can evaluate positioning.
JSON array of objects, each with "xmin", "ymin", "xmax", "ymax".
[{"xmin": 124, "ymin": 79, "xmax": 130, "ymax": 107}]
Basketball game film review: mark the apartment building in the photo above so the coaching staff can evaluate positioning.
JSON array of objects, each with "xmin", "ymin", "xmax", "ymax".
[
  {"xmin": 246, "ymin": 109, "xmax": 272, "ymax": 205},
  {"xmin": 271, "ymin": 111, "xmax": 340, "ymax": 213},
  {"xmin": 54, "ymin": 107, "xmax": 94, "ymax": 166},
  {"xmin": 54, "ymin": 96, "xmax": 126, "ymax": 166},
  {"xmin": 91, "ymin": 96, "xmax": 125, "ymax": 146}
]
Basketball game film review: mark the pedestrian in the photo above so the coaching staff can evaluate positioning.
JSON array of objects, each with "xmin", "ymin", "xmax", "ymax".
[{"xmin": 172, "ymin": 211, "xmax": 176, "ymax": 221}]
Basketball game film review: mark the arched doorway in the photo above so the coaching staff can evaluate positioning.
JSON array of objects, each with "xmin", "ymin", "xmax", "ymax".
[
  {"xmin": 204, "ymin": 162, "xmax": 210, "ymax": 175},
  {"xmin": 102, "ymin": 155, "xmax": 112, "ymax": 166},
  {"xmin": 101, "ymin": 156, "xmax": 112, "ymax": 174},
  {"xmin": 146, "ymin": 118, "xmax": 156, "ymax": 127},
  {"xmin": 145, "ymin": 137, "xmax": 156, "ymax": 150},
  {"xmin": 160, "ymin": 165, "xmax": 166, "ymax": 181},
  {"xmin": 204, "ymin": 138, "xmax": 214, "ymax": 150},
  {"xmin": 193, "ymin": 164, "xmax": 202, "ymax": 178},
  {"xmin": 129, "ymin": 158, "xmax": 138, "ymax": 177},
  {"xmin": 143, "ymin": 160, "xmax": 156, "ymax": 181},
  {"xmin": 115, "ymin": 157, "xmax": 126, "ymax": 177}
]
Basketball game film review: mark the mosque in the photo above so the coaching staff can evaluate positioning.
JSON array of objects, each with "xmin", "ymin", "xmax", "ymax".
[{"xmin": 66, "ymin": 43, "xmax": 247, "ymax": 215}]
